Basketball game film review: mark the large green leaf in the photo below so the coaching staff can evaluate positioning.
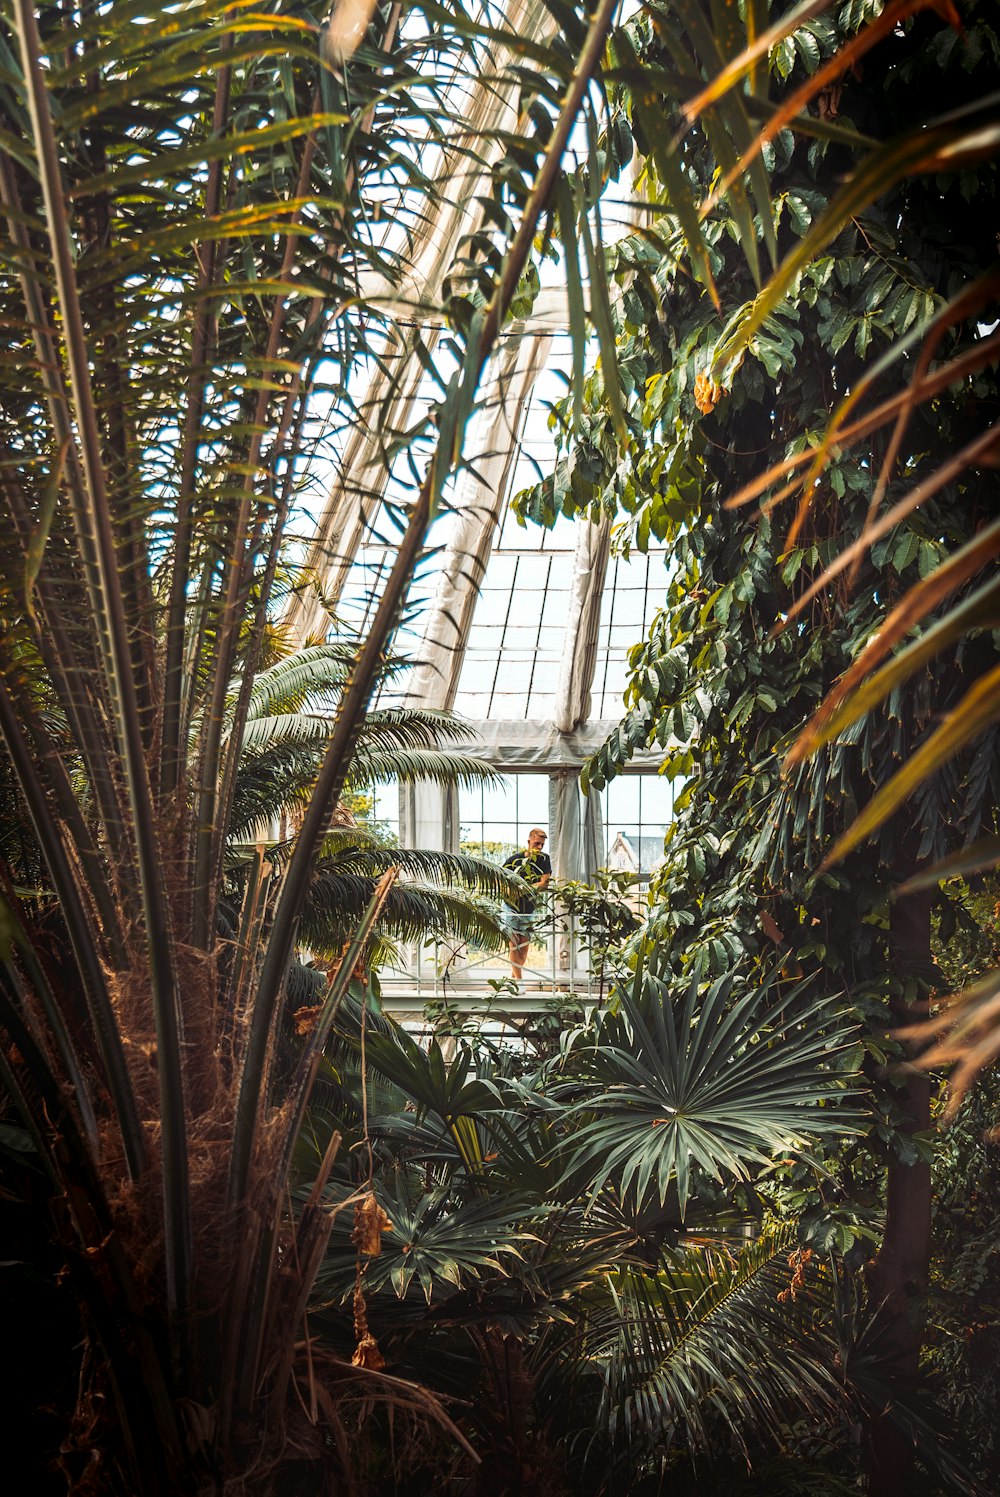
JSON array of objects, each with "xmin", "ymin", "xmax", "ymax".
[
  {"xmin": 712, "ymin": 103, "xmax": 1000, "ymax": 381},
  {"xmin": 600, "ymin": 1232, "xmax": 841, "ymax": 1458},
  {"xmin": 562, "ymin": 965, "xmax": 857, "ymax": 1216}
]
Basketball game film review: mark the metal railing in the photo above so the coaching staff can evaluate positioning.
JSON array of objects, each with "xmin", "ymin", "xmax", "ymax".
[{"xmin": 378, "ymin": 892, "xmax": 602, "ymax": 1011}]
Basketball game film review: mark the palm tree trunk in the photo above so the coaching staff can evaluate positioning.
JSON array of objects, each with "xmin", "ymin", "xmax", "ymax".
[{"xmin": 864, "ymin": 883, "xmax": 933, "ymax": 1492}]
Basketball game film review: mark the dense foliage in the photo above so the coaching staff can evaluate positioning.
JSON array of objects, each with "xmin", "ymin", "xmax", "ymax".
[
  {"xmin": 0, "ymin": 0, "xmax": 623, "ymax": 1489},
  {"xmin": 1, "ymin": 0, "xmax": 998, "ymax": 1493},
  {"xmin": 513, "ymin": 0, "xmax": 1000, "ymax": 1488}
]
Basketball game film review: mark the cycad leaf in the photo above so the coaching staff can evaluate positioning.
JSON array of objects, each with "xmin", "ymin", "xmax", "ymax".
[{"xmin": 601, "ymin": 1232, "xmax": 840, "ymax": 1458}]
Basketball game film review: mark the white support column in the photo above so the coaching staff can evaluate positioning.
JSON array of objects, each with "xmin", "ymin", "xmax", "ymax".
[
  {"xmin": 553, "ymin": 517, "xmax": 611, "ymax": 734},
  {"xmin": 548, "ymin": 769, "xmax": 582, "ymax": 882},
  {"xmin": 398, "ymin": 781, "xmax": 458, "ymax": 854},
  {"xmin": 284, "ymin": 0, "xmax": 552, "ymax": 645},
  {"xmin": 582, "ymin": 778, "xmax": 603, "ymax": 877}
]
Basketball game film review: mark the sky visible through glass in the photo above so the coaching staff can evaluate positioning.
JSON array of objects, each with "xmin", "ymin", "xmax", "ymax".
[
  {"xmin": 347, "ymin": 342, "xmax": 673, "ymax": 870},
  {"xmin": 457, "ymin": 771, "xmax": 674, "ymax": 876},
  {"xmin": 305, "ymin": 96, "xmax": 671, "ymax": 866},
  {"xmin": 449, "ymin": 347, "xmax": 669, "ymax": 719}
]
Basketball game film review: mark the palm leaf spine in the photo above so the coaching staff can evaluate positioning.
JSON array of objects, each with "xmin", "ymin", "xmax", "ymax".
[
  {"xmin": 160, "ymin": 32, "xmax": 234, "ymax": 800},
  {"xmin": 0, "ymin": 155, "xmax": 133, "ymax": 866},
  {"xmin": 12, "ymin": 0, "xmax": 191, "ymax": 1330},
  {"xmin": 0, "ymin": 633, "xmax": 126, "ymax": 960},
  {"xmin": 232, "ymin": 873, "xmax": 399, "ymax": 1408},
  {"xmin": 0, "ymin": 915, "xmax": 100, "ymax": 1154},
  {"xmin": 208, "ymin": 329, "xmax": 322, "ymax": 915},
  {"xmin": 0, "ymin": 678, "xmax": 146, "ymax": 1177},
  {"xmin": 220, "ymin": 846, "xmax": 272, "ymax": 1024},
  {"xmin": 281, "ymin": 869, "xmax": 401, "ymax": 1183},
  {"xmin": 0, "ymin": 992, "xmax": 182, "ymax": 1475},
  {"xmin": 190, "ymin": 125, "xmax": 321, "ymax": 949}
]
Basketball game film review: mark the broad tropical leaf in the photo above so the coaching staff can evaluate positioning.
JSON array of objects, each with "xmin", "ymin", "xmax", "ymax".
[
  {"xmin": 561, "ymin": 965, "xmax": 857, "ymax": 1216},
  {"xmin": 600, "ymin": 1233, "xmax": 842, "ymax": 1460}
]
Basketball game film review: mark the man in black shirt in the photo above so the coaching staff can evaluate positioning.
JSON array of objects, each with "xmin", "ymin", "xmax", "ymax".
[{"xmin": 501, "ymin": 828, "xmax": 552, "ymax": 981}]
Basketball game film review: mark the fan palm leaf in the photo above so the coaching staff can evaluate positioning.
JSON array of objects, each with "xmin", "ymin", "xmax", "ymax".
[
  {"xmin": 561, "ymin": 965, "xmax": 858, "ymax": 1216},
  {"xmin": 318, "ymin": 1174, "xmax": 544, "ymax": 1304}
]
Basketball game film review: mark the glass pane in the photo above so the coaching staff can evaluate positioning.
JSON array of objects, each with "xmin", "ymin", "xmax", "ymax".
[
  {"xmin": 502, "ymin": 626, "xmax": 542, "ymax": 650},
  {"xmin": 453, "ymin": 689, "xmax": 491, "ymax": 716},
  {"xmin": 606, "ymin": 777, "xmax": 642, "ymax": 824},
  {"xmin": 526, "ymin": 690, "xmax": 557, "ymax": 716},
  {"xmin": 538, "ymin": 594, "xmax": 571, "ymax": 631},
  {"xmin": 493, "ymin": 655, "xmax": 534, "ymax": 693},
  {"xmin": 514, "ymin": 775, "xmax": 549, "ymax": 825},
  {"xmin": 483, "ymin": 554, "xmax": 516, "ymax": 587},
  {"xmin": 481, "ymin": 777, "xmax": 516, "ymax": 822},
  {"xmin": 605, "ymin": 825, "xmax": 642, "ymax": 869},
  {"xmin": 594, "ymin": 772, "xmax": 675, "ymax": 877},
  {"xmin": 473, "ymin": 589, "xmax": 512, "ymax": 625},
  {"xmin": 466, "ymin": 784, "xmax": 486, "ymax": 818},
  {"xmin": 640, "ymin": 780, "xmax": 673, "ymax": 827},
  {"xmin": 539, "ymin": 510, "xmax": 580, "ymax": 550},
  {"xmin": 371, "ymin": 780, "xmax": 398, "ymax": 820},
  {"xmin": 511, "ymin": 554, "xmax": 549, "ymax": 589},
  {"xmin": 527, "ymin": 657, "xmax": 560, "ymax": 691},
  {"xmin": 462, "ymin": 644, "xmax": 499, "ymax": 666},
  {"xmin": 597, "ymin": 659, "xmax": 629, "ymax": 706},
  {"xmin": 637, "ymin": 833, "xmax": 666, "ymax": 873},
  {"xmin": 605, "ymin": 587, "xmax": 647, "ymax": 629}
]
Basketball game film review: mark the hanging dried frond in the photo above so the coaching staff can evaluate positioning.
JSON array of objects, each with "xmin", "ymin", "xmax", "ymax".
[
  {"xmin": 351, "ymin": 1278, "xmax": 386, "ymax": 1370},
  {"xmin": 351, "ymin": 1193, "xmax": 393, "ymax": 1258}
]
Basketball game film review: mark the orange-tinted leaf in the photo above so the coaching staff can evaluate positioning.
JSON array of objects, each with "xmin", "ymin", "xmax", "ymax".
[
  {"xmin": 896, "ymin": 834, "xmax": 1000, "ymax": 894},
  {"xmin": 787, "ymin": 518, "xmax": 1000, "ymax": 766},
  {"xmin": 682, "ymin": 0, "xmax": 831, "ymax": 122},
  {"xmin": 821, "ymin": 661, "xmax": 1000, "ymax": 867}
]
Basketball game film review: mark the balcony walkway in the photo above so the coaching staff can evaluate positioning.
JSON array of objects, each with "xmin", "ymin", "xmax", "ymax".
[
  {"xmin": 377, "ymin": 973, "xmax": 599, "ymax": 1017},
  {"xmin": 375, "ymin": 895, "xmax": 607, "ymax": 1019}
]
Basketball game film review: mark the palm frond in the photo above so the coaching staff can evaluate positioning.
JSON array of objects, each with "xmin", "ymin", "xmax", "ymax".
[
  {"xmin": 231, "ymin": 642, "xmax": 358, "ymax": 727},
  {"xmin": 299, "ymin": 867, "xmax": 510, "ymax": 955},
  {"xmin": 0, "ymin": 0, "xmax": 626, "ymax": 1477},
  {"xmin": 599, "ymin": 1233, "xmax": 842, "ymax": 1460},
  {"xmin": 318, "ymin": 842, "xmax": 528, "ymax": 897},
  {"xmin": 317, "ymin": 1174, "xmax": 543, "ymax": 1304},
  {"xmin": 562, "ymin": 965, "xmax": 858, "ymax": 1216}
]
